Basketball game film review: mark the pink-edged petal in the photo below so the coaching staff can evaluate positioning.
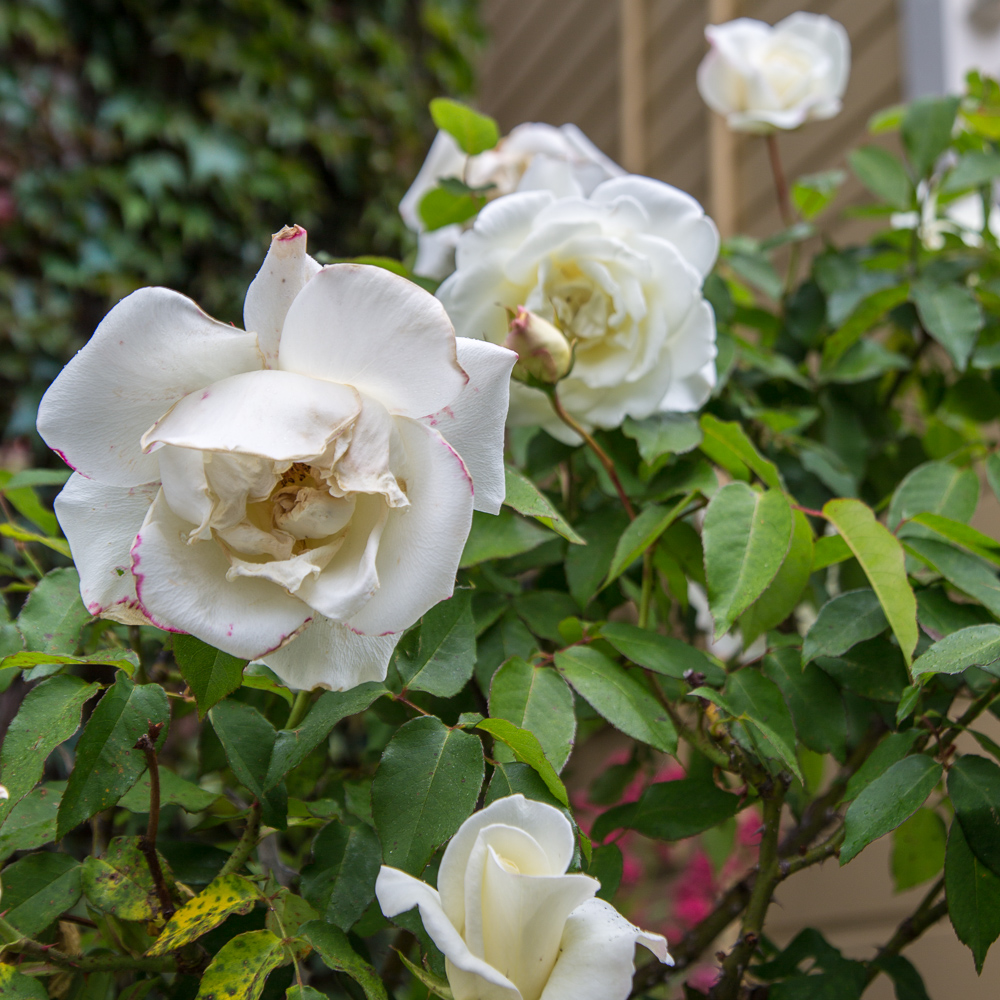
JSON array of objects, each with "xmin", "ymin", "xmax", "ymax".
[
  {"xmin": 131, "ymin": 491, "xmax": 311, "ymax": 657},
  {"xmin": 278, "ymin": 264, "xmax": 468, "ymax": 419},
  {"xmin": 375, "ymin": 867, "xmax": 520, "ymax": 1000},
  {"xmin": 54, "ymin": 473, "xmax": 159, "ymax": 625},
  {"xmin": 243, "ymin": 225, "xmax": 322, "ymax": 368},
  {"xmin": 142, "ymin": 370, "xmax": 361, "ymax": 462},
  {"xmin": 424, "ymin": 338, "xmax": 515, "ymax": 515},
  {"xmin": 37, "ymin": 288, "xmax": 263, "ymax": 487},
  {"xmin": 438, "ymin": 795, "xmax": 576, "ymax": 931},
  {"xmin": 156, "ymin": 445, "xmax": 214, "ymax": 539},
  {"xmin": 345, "ymin": 417, "xmax": 473, "ymax": 636},
  {"xmin": 540, "ymin": 898, "xmax": 670, "ymax": 1000},
  {"xmin": 260, "ymin": 614, "xmax": 399, "ymax": 691}
]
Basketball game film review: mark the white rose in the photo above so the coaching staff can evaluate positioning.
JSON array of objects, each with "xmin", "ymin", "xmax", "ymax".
[
  {"xmin": 37, "ymin": 225, "xmax": 516, "ymax": 691},
  {"xmin": 435, "ymin": 176, "xmax": 719, "ymax": 443},
  {"xmin": 697, "ymin": 13, "xmax": 851, "ymax": 134},
  {"xmin": 376, "ymin": 794, "xmax": 670, "ymax": 1000},
  {"xmin": 400, "ymin": 122, "xmax": 624, "ymax": 280}
]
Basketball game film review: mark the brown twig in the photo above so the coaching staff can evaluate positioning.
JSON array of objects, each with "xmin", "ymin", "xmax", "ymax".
[
  {"xmin": 865, "ymin": 878, "xmax": 947, "ymax": 985},
  {"xmin": 133, "ymin": 723, "xmax": 174, "ymax": 920},
  {"xmin": 766, "ymin": 133, "xmax": 793, "ymax": 228}
]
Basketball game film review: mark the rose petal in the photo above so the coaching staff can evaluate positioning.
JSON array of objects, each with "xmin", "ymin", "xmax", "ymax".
[
  {"xmin": 278, "ymin": 264, "xmax": 468, "ymax": 419},
  {"xmin": 131, "ymin": 491, "xmax": 311, "ymax": 657},
  {"xmin": 261, "ymin": 614, "xmax": 399, "ymax": 691},
  {"xmin": 243, "ymin": 224, "xmax": 322, "ymax": 368},
  {"xmin": 54, "ymin": 474, "xmax": 159, "ymax": 625},
  {"xmin": 345, "ymin": 417, "xmax": 473, "ymax": 636},
  {"xmin": 399, "ymin": 130, "xmax": 468, "ymax": 231},
  {"xmin": 37, "ymin": 287, "xmax": 263, "ymax": 487},
  {"xmin": 437, "ymin": 794, "xmax": 576, "ymax": 932},
  {"xmin": 375, "ymin": 866, "xmax": 520, "ymax": 1000},
  {"xmin": 142, "ymin": 369, "xmax": 361, "ymax": 462},
  {"xmin": 424, "ymin": 339, "xmax": 516, "ymax": 515},
  {"xmin": 777, "ymin": 12, "xmax": 851, "ymax": 101},
  {"xmin": 414, "ymin": 227, "xmax": 462, "ymax": 281},
  {"xmin": 539, "ymin": 898, "xmax": 670, "ymax": 1000}
]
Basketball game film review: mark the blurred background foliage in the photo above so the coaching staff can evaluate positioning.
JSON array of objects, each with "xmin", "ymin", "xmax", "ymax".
[{"xmin": 0, "ymin": 0, "xmax": 482, "ymax": 450}]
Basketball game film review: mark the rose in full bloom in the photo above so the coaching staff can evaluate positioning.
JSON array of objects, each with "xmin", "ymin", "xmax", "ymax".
[
  {"xmin": 697, "ymin": 13, "xmax": 851, "ymax": 134},
  {"xmin": 435, "ymin": 177, "xmax": 719, "ymax": 442},
  {"xmin": 37, "ymin": 226, "xmax": 516, "ymax": 691},
  {"xmin": 400, "ymin": 122, "xmax": 624, "ymax": 280},
  {"xmin": 376, "ymin": 794, "xmax": 670, "ymax": 1000}
]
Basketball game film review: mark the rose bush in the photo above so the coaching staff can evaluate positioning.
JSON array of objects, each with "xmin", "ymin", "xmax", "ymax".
[
  {"xmin": 400, "ymin": 122, "xmax": 624, "ymax": 279},
  {"xmin": 36, "ymin": 225, "xmax": 515, "ymax": 690},
  {"xmin": 436, "ymin": 176, "xmax": 719, "ymax": 441},
  {"xmin": 376, "ymin": 795, "xmax": 669, "ymax": 1000},
  {"xmin": 697, "ymin": 13, "xmax": 850, "ymax": 133}
]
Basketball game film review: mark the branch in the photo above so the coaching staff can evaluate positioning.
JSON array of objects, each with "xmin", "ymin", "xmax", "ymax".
[
  {"xmin": 866, "ymin": 878, "xmax": 947, "ymax": 985},
  {"xmin": 134, "ymin": 723, "xmax": 174, "ymax": 920},
  {"xmin": 935, "ymin": 679, "xmax": 1000, "ymax": 756},
  {"xmin": 218, "ymin": 800, "xmax": 263, "ymax": 878},
  {"xmin": 7, "ymin": 936, "xmax": 177, "ymax": 974}
]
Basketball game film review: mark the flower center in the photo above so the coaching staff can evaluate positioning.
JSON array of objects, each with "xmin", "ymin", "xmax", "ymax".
[{"xmin": 547, "ymin": 263, "xmax": 610, "ymax": 342}]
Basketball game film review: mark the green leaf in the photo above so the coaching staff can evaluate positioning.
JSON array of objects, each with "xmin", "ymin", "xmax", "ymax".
[
  {"xmin": 0, "ymin": 648, "xmax": 139, "ymax": 673},
  {"xmin": 821, "ymin": 284, "xmax": 911, "ymax": 367},
  {"xmin": 699, "ymin": 414, "xmax": 783, "ymax": 489},
  {"xmin": 623, "ymin": 413, "xmax": 703, "ymax": 468},
  {"xmin": 912, "ymin": 282, "xmax": 984, "ymax": 371},
  {"xmin": 0, "ymin": 964, "xmax": 48, "ymax": 999},
  {"xmin": 738, "ymin": 509, "xmax": 814, "ymax": 647},
  {"xmin": 902, "ymin": 95, "xmax": 960, "ymax": 178},
  {"xmin": 56, "ymin": 673, "xmax": 169, "ymax": 838},
  {"xmin": 845, "ymin": 731, "xmax": 922, "ymax": 801},
  {"xmin": 565, "ymin": 509, "xmax": 630, "ymax": 608},
  {"xmin": 918, "ymin": 586, "xmax": 994, "ymax": 637},
  {"xmin": 488, "ymin": 657, "xmax": 575, "ymax": 771},
  {"xmin": 286, "ymin": 988, "xmax": 328, "ymax": 1000},
  {"xmin": 0, "ymin": 523, "xmax": 70, "ymax": 557},
  {"xmin": 946, "ymin": 820, "xmax": 1000, "ymax": 973},
  {"xmin": 588, "ymin": 843, "xmax": 624, "ymax": 901},
  {"xmin": 823, "ymin": 499, "xmax": 918, "ymax": 667},
  {"xmin": 590, "ymin": 777, "xmax": 741, "ymax": 843},
  {"xmin": 820, "ymin": 339, "xmax": 909, "ymax": 384},
  {"xmin": 2, "ymin": 483, "xmax": 58, "ymax": 536},
  {"xmin": 791, "ymin": 169, "xmax": 846, "ymax": 219},
  {"xmin": 0, "ymin": 783, "xmax": 63, "ymax": 863},
  {"xmin": 803, "ymin": 590, "xmax": 888, "ymax": 663},
  {"xmin": 912, "ymin": 624, "xmax": 1000, "ymax": 678},
  {"xmin": 812, "ymin": 533, "xmax": 852, "ymax": 571},
  {"xmin": 396, "ymin": 951, "xmax": 454, "ymax": 1000},
  {"xmin": 891, "ymin": 808, "xmax": 946, "ymax": 891},
  {"xmin": 16, "ymin": 567, "xmax": 91, "ymax": 654},
  {"xmin": 724, "ymin": 669, "xmax": 802, "ymax": 780},
  {"xmin": 82, "ymin": 837, "xmax": 163, "ymax": 920},
  {"xmin": 0, "ymin": 674, "xmax": 99, "ymax": 823},
  {"xmin": 484, "ymin": 761, "xmax": 564, "ymax": 810},
  {"xmin": 194, "ymin": 929, "xmax": 287, "ymax": 1000},
  {"xmin": 173, "ymin": 635, "xmax": 246, "ymax": 719},
  {"xmin": 265, "ymin": 683, "xmax": 386, "ymax": 789},
  {"xmin": 477, "ymin": 718, "xmax": 568, "ymax": 806},
  {"xmin": 503, "ymin": 467, "xmax": 583, "ymax": 544},
  {"xmin": 727, "ymin": 250, "xmax": 783, "ymax": 301},
  {"xmin": 210, "ymin": 699, "xmax": 287, "ymax": 830},
  {"xmin": 763, "ymin": 648, "xmax": 847, "ymax": 762},
  {"xmin": 555, "ymin": 646, "xmax": 677, "ymax": 755},
  {"xmin": 949, "ymin": 755, "xmax": 1000, "ymax": 877},
  {"xmin": 905, "ymin": 537, "xmax": 1000, "ymax": 618},
  {"xmin": 460, "ymin": 508, "xmax": 555, "ymax": 568},
  {"xmin": 300, "ymin": 919, "xmax": 389, "ymax": 1000},
  {"xmin": 943, "ymin": 151, "xmax": 1000, "ymax": 192},
  {"xmin": 841, "ymin": 755, "xmax": 941, "ymax": 865},
  {"xmin": 604, "ymin": 493, "xmax": 694, "ymax": 586},
  {"xmin": 909, "ymin": 513, "xmax": 1000, "ymax": 565},
  {"xmin": 147, "ymin": 874, "xmax": 258, "ymax": 955},
  {"xmin": 371, "ymin": 716, "xmax": 484, "ymax": 874},
  {"xmin": 429, "ymin": 98, "xmax": 499, "ymax": 155},
  {"xmin": 600, "ymin": 622, "xmax": 725, "ymax": 686},
  {"xmin": 514, "ymin": 591, "xmax": 579, "ymax": 643},
  {"xmin": 988, "ymin": 453, "xmax": 1000, "ymax": 506},
  {"xmin": 704, "ymin": 484, "xmax": 792, "ymax": 638},
  {"xmin": 300, "ymin": 820, "xmax": 381, "ymax": 932},
  {"xmin": 118, "ymin": 767, "xmax": 220, "ymax": 814},
  {"xmin": 0, "ymin": 852, "xmax": 81, "ymax": 936},
  {"xmin": 849, "ymin": 146, "xmax": 914, "ymax": 208},
  {"xmin": 815, "ymin": 637, "xmax": 909, "ymax": 703},
  {"xmin": 397, "ymin": 590, "xmax": 475, "ymax": 698},
  {"xmin": 889, "ymin": 460, "xmax": 980, "ymax": 533},
  {"xmin": 418, "ymin": 186, "xmax": 484, "ymax": 231}
]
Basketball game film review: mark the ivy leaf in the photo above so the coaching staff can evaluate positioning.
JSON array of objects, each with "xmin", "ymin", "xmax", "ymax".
[
  {"xmin": 173, "ymin": 635, "xmax": 246, "ymax": 719},
  {"xmin": 429, "ymin": 98, "xmax": 499, "ymax": 155},
  {"xmin": 371, "ymin": 716, "xmax": 484, "ymax": 875},
  {"xmin": 946, "ymin": 821, "xmax": 1000, "ymax": 973},
  {"xmin": 147, "ymin": 874, "xmax": 258, "ymax": 955},
  {"xmin": 704, "ymin": 484, "xmax": 792, "ymax": 638},
  {"xmin": 56, "ymin": 673, "xmax": 169, "ymax": 838},
  {"xmin": 503, "ymin": 467, "xmax": 584, "ymax": 544}
]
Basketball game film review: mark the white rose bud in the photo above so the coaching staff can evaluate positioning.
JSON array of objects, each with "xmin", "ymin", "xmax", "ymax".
[
  {"xmin": 505, "ymin": 306, "xmax": 572, "ymax": 384},
  {"xmin": 697, "ymin": 13, "xmax": 851, "ymax": 134},
  {"xmin": 376, "ymin": 794, "xmax": 670, "ymax": 1000}
]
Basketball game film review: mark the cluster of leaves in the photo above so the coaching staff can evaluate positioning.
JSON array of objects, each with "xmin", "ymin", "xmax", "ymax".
[
  {"xmin": 7, "ymin": 78, "xmax": 1000, "ymax": 1000},
  {"xmin": 0, "ymin": 0, "xmax": 481, "ymax": 447}
]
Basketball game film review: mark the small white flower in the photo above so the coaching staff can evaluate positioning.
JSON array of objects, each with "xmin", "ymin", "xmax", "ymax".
[
  {"xmin": 697, "ymin": 13, "xmax": 851, "ymax": 134},
  {"xmin": 400, "ymin": 122, "xmax": 624, "ymax": 280},
  {"xmin": 892, "ymin": 186, "xmax": 1000, "ymax": 250},
  {"xmin": 376, "ymin": 794, "xmax": 670, "ymax": 1000},
  {"xmin": 37, "ymin": 226, "xmax": 516, "ymax": 691},
  {"xmin": 436, "ymin": 177, "xmax": 719, "ymax": 443}
]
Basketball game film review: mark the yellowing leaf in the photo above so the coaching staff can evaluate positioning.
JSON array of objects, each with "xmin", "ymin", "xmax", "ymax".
[{"xmin": 147, "ymin": 874, "xmax": 258, "ymax": 956}]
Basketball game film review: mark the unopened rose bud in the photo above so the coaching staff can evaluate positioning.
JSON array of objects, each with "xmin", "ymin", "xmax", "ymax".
[{"xmin": 504, "ymin": 306, "xmax": 572, "ymax": 383}]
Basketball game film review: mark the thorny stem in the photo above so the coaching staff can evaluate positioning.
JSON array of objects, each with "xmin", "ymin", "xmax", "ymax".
[
  {"xmin": 638, "ymin": 549, "xmax": 655, "ymax": 629},
  {"xmin": 549, "ymin": 393, "xmax": 635, "ymax": 519},
  {"xmin": 935, "ymin": 679, "xmax": 1000, "ymax": 756},
  {"xmin": 657, "ymin": 696, "xmax": 730, "ymax": 771},
  {"xmin": 5, "ymin": 935, "xmax": 178, "ymax": 974},
  {"xmin": 285, "ymin": 689, "xmax": 312, "ymax": 731},
  {"xmin": 218, "ymin": 800, "xmax": 263, "ymax": 878},
  {"xmin": 766, "ymin": 133, "xmax": 793, "ymax": 228},
  {"xmin": 134, "ymin": 724, "xmax": 174, "ymax": 920},
  {"xmin": 865, "ymin": 878, "xmax": 948, "ymax": 985}
]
